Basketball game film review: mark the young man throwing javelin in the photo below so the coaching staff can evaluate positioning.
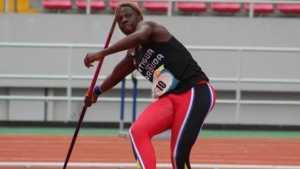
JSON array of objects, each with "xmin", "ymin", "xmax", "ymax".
[{"xmin": 84, "ymin": 2, "xmax": 216, "ymax": 169}]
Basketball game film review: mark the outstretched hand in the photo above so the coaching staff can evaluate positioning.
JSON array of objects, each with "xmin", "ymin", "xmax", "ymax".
[{"xmin": 84, "ymin": 51, "xmax": 105, "ymax": 68}]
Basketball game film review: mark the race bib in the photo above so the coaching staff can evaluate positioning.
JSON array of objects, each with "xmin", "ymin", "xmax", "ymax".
[{"xmin": 152, "ymin": 65, "xmax": 179, "ymax": 99}]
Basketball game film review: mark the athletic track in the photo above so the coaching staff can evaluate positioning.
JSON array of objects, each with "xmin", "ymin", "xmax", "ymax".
[{"xmin": 0, "ymin": 135, "xmax": 300, "ymax": 169}]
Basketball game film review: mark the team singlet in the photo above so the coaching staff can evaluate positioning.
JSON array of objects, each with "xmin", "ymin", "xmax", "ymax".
[{"xmin": 131, "ymin": 36, "xmax": 209, "ymax": 99}]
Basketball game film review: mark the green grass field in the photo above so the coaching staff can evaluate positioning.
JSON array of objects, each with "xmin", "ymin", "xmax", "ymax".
[{"xmin": 1, "ymin": 127, "xmax": 300, "ymax": 138}]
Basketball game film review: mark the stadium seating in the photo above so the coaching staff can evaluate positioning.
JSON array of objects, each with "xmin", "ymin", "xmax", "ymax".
[
  {"xmin": 211, "ymin": 3, "xmax": 241, "ymax": 13},
  {"xmin": 278, "ymin": 4, "xmax": 300, "ymax": 14},
  {"xmin": 42, "ymin": 0, "xmax": 72, "ymax": 10},
  {"xmin": 109, "ymin": 0, "xmax": 138, "ymax": 10},
  {"xmin": 244, "ymin": 3, "xmax": 274, "ymax": 13},
  {"xmin": 143, "ymin": 1, "xmax": 169, "ymax": 12},
  {"xmin": 176, "ymin": 2, "xmax": 207, "ymax": 12},
  {"xmin": 36, "ymin": 0, "xmax": 300, "ymax": 17},
  {"xmin": 75, "ymin": 0, "xmax": 106, "ymax": 10}
]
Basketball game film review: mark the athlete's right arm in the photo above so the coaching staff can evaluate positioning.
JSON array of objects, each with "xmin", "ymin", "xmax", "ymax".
[
  {"xmin": 84, "ymin": 50, "xmax": 135, "ymax": 107},
  {"xmin": 99, "ymin": 49, "xmax": 135, "ymax": 92}
]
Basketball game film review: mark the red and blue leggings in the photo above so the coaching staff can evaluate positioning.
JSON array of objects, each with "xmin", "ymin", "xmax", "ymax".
[{"xmin": 129, "ymin": 80, "xmax": 216, "ymax": 169}]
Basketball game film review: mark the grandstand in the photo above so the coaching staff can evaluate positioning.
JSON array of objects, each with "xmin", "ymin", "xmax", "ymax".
[
  {"xmin": 0, "ymin": 0, "xmax": 300, "ymax": 169},
  {"xmin": 1, "ymin": 0, "xmax": 300, "ymax": 17}
]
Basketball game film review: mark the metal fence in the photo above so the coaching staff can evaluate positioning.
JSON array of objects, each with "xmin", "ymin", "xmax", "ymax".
[{"xmin": 0, "ymin": 42, "xmax": 300, "ymax": 122}]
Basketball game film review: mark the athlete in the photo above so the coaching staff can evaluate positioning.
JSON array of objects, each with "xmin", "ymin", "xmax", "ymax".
[{"xmin": 83, "ymin": 2, "xmax": 216, "ymax": 169}]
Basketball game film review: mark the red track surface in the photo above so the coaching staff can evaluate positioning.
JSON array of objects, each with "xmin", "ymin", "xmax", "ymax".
[{"xmin": 0, "ymin": 135, "xmax": 300, "ymax": 168}]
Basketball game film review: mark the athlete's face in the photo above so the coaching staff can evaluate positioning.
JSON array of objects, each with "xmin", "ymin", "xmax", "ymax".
[{"xmin": 117, "ymin": 6, "xmax": 142, "ymax": 35}]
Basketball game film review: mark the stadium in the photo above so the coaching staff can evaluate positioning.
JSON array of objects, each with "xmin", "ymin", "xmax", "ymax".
[{"xmin": 0, "ymin": 0, "xmax": 300, "ymax": 169}]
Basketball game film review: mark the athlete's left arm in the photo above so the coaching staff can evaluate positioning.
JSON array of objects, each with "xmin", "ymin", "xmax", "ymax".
[{"xmin": 101, "ymin": 21, "xmax": 154, "ymax": 56}]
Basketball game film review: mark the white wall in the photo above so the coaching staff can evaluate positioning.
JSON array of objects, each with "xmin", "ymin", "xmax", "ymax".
[{"xmin": 0, "ymin": 14, "xmax": 299, "ymax": 125}]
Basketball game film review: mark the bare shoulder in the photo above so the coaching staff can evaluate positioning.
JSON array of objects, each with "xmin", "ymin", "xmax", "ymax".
[
  {"xmin": 138, "ymin": 21, "xmax": 172, "ymax": 42},
  {"xmin": 137, "ymin": 21, "xmax": 165, "ymax": 30},
  {"xmin": 136, "ymin": 21, "xmax": 156, "ymax": 27}
]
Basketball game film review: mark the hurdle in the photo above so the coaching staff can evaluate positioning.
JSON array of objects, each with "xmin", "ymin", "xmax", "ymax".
[
  {"xmin": 118, "ymin": 71, "xmax": 137, "ymax": 138},
  {"xmin": 118, "ymin": 71, "xmax": 170, "ymax": 139}
]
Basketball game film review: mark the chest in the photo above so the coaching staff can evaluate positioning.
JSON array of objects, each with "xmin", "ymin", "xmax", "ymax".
[{"xmin": 131, "ymin": 46, "xmax": 166, "ymax": 81}]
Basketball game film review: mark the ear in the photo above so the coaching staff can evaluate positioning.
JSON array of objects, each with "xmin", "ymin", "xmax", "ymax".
[{"xmin": 138, "ymin": 15, "xmax": 143, "ymax": 21}]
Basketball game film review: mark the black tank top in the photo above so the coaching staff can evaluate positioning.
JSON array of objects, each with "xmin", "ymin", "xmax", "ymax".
[{"xmin": 131, "ymin": 36, "xmax": 209, "ymax": 94}]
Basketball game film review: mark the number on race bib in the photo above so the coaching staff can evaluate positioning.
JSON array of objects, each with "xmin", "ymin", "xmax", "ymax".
[
  {"xmin": 156, "ymin": 81, "xmax": 167, "ymax": 91},
  {"xmin": 152, "ymin": 65, "xmax": 179, "ymax": 99}
]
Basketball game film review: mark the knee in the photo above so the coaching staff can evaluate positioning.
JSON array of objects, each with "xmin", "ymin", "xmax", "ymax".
[{"xmin": 129, "ymin": 122, "xmax": 149, "ymax": 139}]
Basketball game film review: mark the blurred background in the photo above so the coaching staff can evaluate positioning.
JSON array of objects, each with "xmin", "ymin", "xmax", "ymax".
[{"xmin": 0, "ymin": 0, "xmax": 300, "ymax": 169}]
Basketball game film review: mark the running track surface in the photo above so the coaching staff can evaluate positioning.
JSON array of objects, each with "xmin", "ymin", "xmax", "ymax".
[{"xmin": 0, "ymin": 135, "xmax": 300, "ymax": 169}]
